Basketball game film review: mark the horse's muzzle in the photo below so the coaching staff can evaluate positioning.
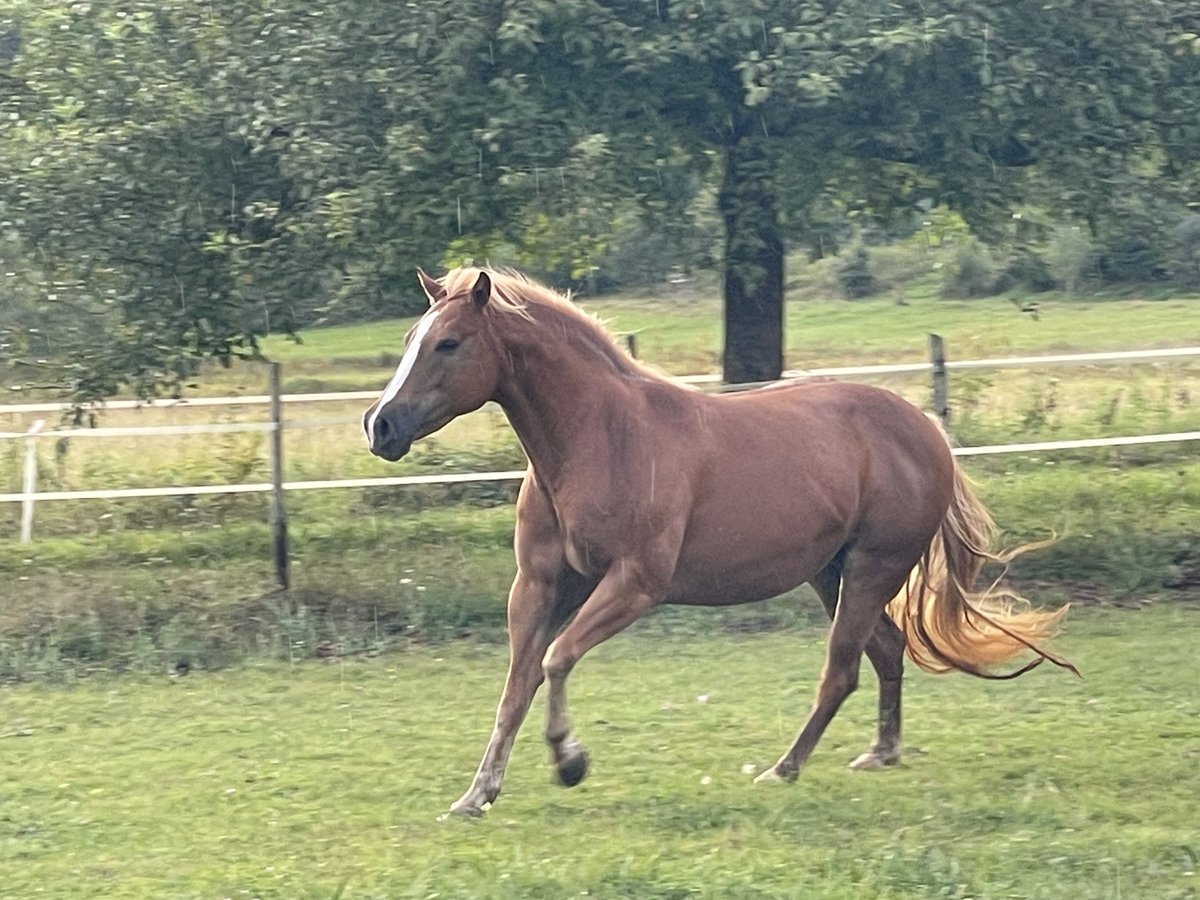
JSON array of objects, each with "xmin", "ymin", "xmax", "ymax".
[{"xmin": 366, "ymin": 406, "xmax": 417, "ymax": 461}]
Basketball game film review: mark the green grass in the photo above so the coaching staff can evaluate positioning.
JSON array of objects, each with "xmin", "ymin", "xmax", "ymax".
[{"xmin": 1, "ymin": 604, "xmax": 1197, "ymax": 898}]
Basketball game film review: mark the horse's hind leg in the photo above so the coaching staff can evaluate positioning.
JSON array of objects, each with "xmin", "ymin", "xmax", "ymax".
[
  {"xmin": 809, "ymin": 561, "xmax": 905, "ymax": 770},
  {"xmin": 848, "ymin": 615, "xmax": 904, "ymax": 770},
  {"xmin": 757, "ymin": 554, "xmax": 911, "ymax": 783},
  {"xmin": 542, "ymin": 555, "xmax": 671, "ymax": 788}
]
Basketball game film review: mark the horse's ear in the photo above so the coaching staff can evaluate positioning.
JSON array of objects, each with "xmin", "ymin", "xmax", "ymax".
[
  {"xmin": 470, "ymin": 271, "xmax": 492, "ymax": 309},
  {"xmin": 416, "ymin": 268, "xmax": 446, "ymax": 306}
]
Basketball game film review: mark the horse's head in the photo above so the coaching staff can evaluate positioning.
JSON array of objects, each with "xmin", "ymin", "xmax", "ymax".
[{"xmin": 363, "ymin": 269, "xmax": 503, "ymax": 461}]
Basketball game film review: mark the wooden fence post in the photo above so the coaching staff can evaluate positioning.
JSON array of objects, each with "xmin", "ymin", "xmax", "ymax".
[
  {"xmin": 623, "ymin": 333, "xmax": 638, "ymax": 359},
  {"xmin": 269, "ymin": 364, "xmax": 290, "ymax": 590},
  {"xmin": 929, "ymin": 333, "xmax": 949, "ymax": 428},
  {"xmin": 20, "ymin": 419, "xmax": 45, "ymax": 543}
]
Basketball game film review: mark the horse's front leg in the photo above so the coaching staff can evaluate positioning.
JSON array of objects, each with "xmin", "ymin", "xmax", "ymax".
[
  {"xmin": 448, "ymin": 571, "xmax": 562, "ymax": 817},
  {"xmin": 542, "ymin": 559, "xmax": 668, "ymax": 788}
]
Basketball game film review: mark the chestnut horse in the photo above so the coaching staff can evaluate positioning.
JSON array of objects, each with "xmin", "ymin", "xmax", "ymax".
[{"xmin": 363, "ymin": 267, "xmax": 1077, "ymax": 817}]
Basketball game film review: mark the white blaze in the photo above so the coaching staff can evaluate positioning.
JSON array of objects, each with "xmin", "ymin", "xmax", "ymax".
[{"xmin": 366, "ymin": 309, "xmax": 441, "ymax": 449}]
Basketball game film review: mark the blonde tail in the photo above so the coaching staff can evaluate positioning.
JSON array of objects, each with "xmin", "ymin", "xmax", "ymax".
[{"xmin": 887, "ymin": 465, "xmax": 1080, "ymax": 679}]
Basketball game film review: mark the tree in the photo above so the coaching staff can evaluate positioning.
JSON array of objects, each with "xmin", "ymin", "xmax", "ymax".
[
  {"xmin": 484, "ymin": 0, "xmax": 1198, "ymax": 378},
  {"xmin": 2, "ymin": 2, "xmax": 315, "ymax": 398},
  {"xmin": 2, "ymin": 0, "xmax": 1196, "ymax": 398},
  {"xmin": 0, "ymin": 0, "xmax": 651, "ymax": 398}
]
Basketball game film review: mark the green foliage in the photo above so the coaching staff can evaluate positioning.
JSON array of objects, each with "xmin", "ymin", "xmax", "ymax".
[
  {"xmin": 834, "ymin": 245, "xmax": 877, "ymax": 299},
  {"xmin": 996, "ymin": 248, "xmax": 1055, "ymax": 294},
  {"xmin": 1043, "ymin": 226, "xmax": 1096, "ymax": 294},
  {"xmin": 3, "ymin": 0, "xmax": 1198, "ymax": 399},
  {"xmin": 1168, "ymin": 213, "xmax": 1200, "ymax": 290},
  {"xmin": 1089, "ymin": 192, "xmax": 1181, "ymax": 285},
  {"xmin": 942, "ymin": 240, "xmax": 998, "ymax": 298}
]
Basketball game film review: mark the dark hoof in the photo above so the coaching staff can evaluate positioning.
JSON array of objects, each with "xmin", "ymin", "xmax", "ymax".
[{"xmin": 555, "ymin": 751, "xmax": 590, "ymax": 788}]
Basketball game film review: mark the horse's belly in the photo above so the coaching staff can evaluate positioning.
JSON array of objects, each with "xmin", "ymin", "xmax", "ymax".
[
  {"xmin": 664, "ymin": 530, "xmax": 842, "ymax": 607},
  {"xmin": 664, "ymin": 569, "xmax": 807, "ymax": 606}
]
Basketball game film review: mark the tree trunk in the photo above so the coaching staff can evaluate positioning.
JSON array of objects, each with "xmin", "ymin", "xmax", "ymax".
[{"xmin": 719, "ymin": 136, "xmax": 784, "ymax": 384}]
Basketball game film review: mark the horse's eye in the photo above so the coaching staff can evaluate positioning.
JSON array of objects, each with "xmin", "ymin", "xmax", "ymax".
[{"xmin": 435, "ymin": 338, "xmax": 460, "ymax": 353}]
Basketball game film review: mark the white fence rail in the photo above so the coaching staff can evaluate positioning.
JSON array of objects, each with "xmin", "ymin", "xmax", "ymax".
[
  {"xmin": 4, "ymin": 344, "xmax": 1200, "ymax": 555},
  {"xmin": 7, "ymin": 431, "xmax": 1200, "ymax": 506},
  {"xmin": 0, "ymin": 470, "xmax": 531, "ymax": 504}
]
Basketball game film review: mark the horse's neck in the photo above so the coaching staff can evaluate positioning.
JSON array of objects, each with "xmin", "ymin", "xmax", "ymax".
[{"xmin": 496, "ymin": 341, "xmax": 635, "ymax": 491}]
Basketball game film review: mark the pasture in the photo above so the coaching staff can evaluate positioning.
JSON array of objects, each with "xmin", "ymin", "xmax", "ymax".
[
  {"xmin": 2, "ymin": 604, "xmax": 1197, "ymax": 898},
  {"xmin": 1, "ymin": 282, "xmax": 1197, "ymax": 896}
]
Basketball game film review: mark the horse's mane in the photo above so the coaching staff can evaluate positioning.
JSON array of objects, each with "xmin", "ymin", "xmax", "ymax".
[
  {"xmin": 440, "ymin": 266, "xmax": 557, "ymax": 319},
  {"xmin": 439, "ymin": 266, "xmax": 675, "ymax": 384}
]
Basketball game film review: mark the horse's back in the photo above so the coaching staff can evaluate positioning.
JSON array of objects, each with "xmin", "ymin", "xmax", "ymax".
[{"xmin": 698, "ymin": 379, "xmax": 951, "ymax": 490}]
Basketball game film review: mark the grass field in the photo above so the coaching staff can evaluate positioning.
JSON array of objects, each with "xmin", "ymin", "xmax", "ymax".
[{"xmin": 2, "ymin": 603, "xmax": 1197, "ymax": 898}]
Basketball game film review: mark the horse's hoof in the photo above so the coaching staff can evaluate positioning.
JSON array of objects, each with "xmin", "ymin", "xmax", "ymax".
[
  {"xmin": 555, "ymin": 750, "xmax": 590, "ymax": 788},
  {"xmin": 753, "ymin": 765, "xmax": 796, "ymax": 784},
  {"xmin": 444, "ymin": 799, "xmax": 487, "ymax": 819},
  {"xmin": 849, "ymin": 751, "xmax": 899, "ymax": 770}
]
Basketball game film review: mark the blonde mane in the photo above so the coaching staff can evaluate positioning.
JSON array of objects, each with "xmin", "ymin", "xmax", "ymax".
[
  {"xmin": 440, "ymin": 266, "xmax": 562, "ymax": 318},
  {"xmin": 438, "ymin": 266, "xmax": 674, "ymax": 383}
]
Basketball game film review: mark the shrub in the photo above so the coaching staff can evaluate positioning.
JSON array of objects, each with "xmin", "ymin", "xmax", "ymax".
[
  {"xmin": 1093, "ymin": 198, "xmax": 1172, "ymax": 284},
  {"xmin": 941, "ymin": 240, "xmax": 997, "ymax": 298},
  {"xmin": 592, "ymin": 221, "xmax": 675, "ymax": 291},
  {"xmin": 867, "ymin": 241, "xmax": 946, "ymax": 290},
  {"xmin": 1168, "ymin": 214, "xmax": 1200, "ymax": 290},
  {"xmin": 1043, "ymin": 226, "xmax": 1096, "ymax": 293},
  {"xmin": 996, "ymin": 248, "xmax": 1054, "ymax": 294},
  {"xmin": 834, "ymin": 246, "xmax": 877, "ymax": 299}
]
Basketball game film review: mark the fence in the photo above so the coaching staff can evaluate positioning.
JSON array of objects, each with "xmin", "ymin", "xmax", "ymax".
[{"xmin": 4, "ymin": 341, "xmax": 1200, "ymax": 576}]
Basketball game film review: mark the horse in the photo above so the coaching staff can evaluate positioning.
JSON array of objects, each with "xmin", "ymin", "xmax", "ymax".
[{"xmin": 363, "ymin": 266, "xmax": 1078, "ymax": 817}]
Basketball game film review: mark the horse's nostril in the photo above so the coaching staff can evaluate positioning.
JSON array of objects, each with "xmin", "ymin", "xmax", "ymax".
[{"xmin": 375, "ymin": 416, "xmax": 390, "ymax": 441}]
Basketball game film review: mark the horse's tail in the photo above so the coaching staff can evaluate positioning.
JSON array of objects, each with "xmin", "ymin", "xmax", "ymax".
[{"xmin": 886, "ymin": 463, "xmax": 1080, "ymax": 679}]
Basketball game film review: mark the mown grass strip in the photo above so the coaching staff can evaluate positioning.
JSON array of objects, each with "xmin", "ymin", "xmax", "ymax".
[{"xmin": 0, "ymin": 605, "xmax": 1196, "ymax": 898}]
